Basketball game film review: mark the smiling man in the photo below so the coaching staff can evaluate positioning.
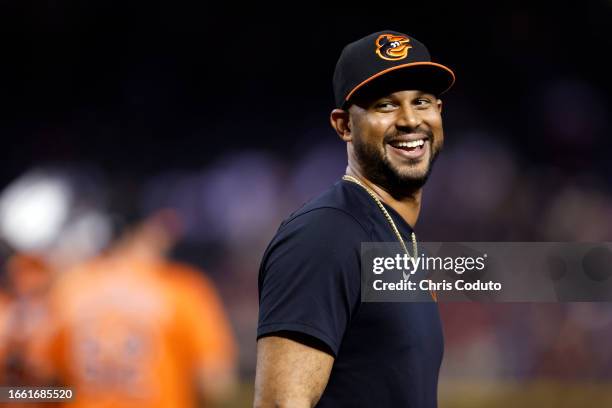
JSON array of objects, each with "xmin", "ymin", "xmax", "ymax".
[{"xmin": 255, "ymin": 30, "xmax": 455, "ymax": 408}]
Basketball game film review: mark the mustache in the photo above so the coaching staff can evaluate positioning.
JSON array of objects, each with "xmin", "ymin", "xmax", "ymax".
[{"xmin": 384, "ymin": 128, "xmax": 433, "ymax": 144}]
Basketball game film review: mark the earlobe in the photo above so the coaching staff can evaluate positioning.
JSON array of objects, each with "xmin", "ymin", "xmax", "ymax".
[{"xmin": 437, "ymin": 99, "xmax": 443, "ymax": 113}]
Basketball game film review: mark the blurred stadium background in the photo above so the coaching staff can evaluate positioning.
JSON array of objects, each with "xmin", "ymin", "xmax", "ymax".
[{"xmin": 0, "ymin": 3, "xmax": 611, "ymax": 407}]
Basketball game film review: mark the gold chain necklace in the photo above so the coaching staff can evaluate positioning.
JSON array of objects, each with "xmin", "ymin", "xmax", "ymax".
[
  {"xmin": 343, "ymin": 174, "xmax": 437, "ymax": 301},
  {"xmin": 342, "ymin": 175, "xmax": 417, "ymax": 259}
]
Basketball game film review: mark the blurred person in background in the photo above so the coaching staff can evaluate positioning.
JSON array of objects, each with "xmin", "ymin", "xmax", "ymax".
[
  {"xmin": 0, "ymin": 166, "xmax": 112, "ymax": 407},
  {"xmin": 42, "ymin": 206, "xmax": 238, "ymax": 408},
  {"xmin": 0, "ymin": 166, "xmax": 238, "ymax": 407}
]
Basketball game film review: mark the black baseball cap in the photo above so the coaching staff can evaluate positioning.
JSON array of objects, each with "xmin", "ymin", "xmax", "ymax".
[{"xmin": 333, "ymin": 30, "xmax": 455, "ymax": 108}]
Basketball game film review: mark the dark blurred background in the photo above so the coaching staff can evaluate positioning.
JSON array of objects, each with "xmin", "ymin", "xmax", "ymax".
[{"xmin": 0, "ymin": 3, "xmax": 611, "ymax": 407}]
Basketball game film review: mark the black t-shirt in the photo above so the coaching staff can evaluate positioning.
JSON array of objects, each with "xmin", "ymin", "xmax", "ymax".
[{"xmin": 257, "ymin": 179, "xmax": 443, "ymax": 408}]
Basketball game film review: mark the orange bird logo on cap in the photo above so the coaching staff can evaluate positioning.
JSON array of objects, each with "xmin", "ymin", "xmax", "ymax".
[{"xmin": 375, "ymin": 34, "xmax": 412, "ymax": 61}]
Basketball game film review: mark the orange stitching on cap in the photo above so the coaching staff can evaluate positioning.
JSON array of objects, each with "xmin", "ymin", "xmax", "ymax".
[
  {"xmin": 345, "ymin": 62, "xmax": 456, "ymax": 101},
  {"xmin": 375, "ymin": 34, "xmax": 412, "ymax": 61}
]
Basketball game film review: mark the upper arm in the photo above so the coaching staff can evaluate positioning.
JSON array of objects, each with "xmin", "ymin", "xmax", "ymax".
[
  {"xmin": 254, "ymin": 335, "xmax": 334, "ymax": 408},
  {"xmin": 255, "ymin": 208, "xmax": 368, "ymax": 406},
  {"xmin": 258, "ymin": 208, "xmax": 367, "ymax": 355}
]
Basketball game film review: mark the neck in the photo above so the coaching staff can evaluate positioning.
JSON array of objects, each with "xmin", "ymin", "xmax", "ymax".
[{"xmin": 345, "ymin": 166, "xmax": 422, "ymax": 228}]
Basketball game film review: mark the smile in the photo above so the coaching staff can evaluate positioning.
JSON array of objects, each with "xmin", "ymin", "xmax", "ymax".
[
  {"xmin": 393, "ymin": 140, "xmax": 425, "ymax": 149},
  {"xmin": 387, "ymin": 138, "xmax": 429, "ymax": 160}
]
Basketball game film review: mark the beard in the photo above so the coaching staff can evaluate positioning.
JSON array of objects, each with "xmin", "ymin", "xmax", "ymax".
[{"xmin": 352, "ymin": 129, "xmax": 442, "ymax": 196}]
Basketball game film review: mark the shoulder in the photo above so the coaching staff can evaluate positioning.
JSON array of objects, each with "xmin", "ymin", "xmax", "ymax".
[
  {"xmin": 259, "ymin": 182, "xmax": 372, "ymax": 282},
  {"xmin": 280, "ymin": 207, "xmax": 368, "ymax": 239},
  {"xmin": 277, "ymin": 180, "xmax": 373, "ymax": 239},
  {"xmin": 261, "ymin": 207, "xmax": 368, "ymax": 275},
  {"xmin": 161, "ymin": 262, "xmax": 224, "ymax": 307}
]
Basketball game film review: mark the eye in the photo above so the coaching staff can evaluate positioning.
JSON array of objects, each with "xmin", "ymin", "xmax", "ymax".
[
  {"xmin": 414, "ymin": 97, "xmax": 433, "ymax": 109},
  {"xmin": 374, "ymin": 101, "xmax": 397, "ymax": 111}
]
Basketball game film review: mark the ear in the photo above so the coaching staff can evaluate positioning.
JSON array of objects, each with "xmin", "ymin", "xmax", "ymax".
[
  {"xmin": 436, "ymin": 98, "xmax": 443, "ymax": 113},
  {"xmin": 330, "ymin": 108, "xmax": 352, "ymax": 142}
]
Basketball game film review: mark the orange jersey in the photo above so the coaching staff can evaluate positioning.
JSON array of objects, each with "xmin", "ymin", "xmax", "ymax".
[{"xmin": 45, "ymin": 257, "xmax": 236, "ymax": 408}]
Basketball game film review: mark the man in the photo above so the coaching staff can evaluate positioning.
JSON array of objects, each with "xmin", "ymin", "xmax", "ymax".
[
  {"xmin": 255, "ymin": 30, "xmax": 455, "ymax": 407},
  {"xmin": 42, "ymin": 210, "xmax": 237, "ymax": 408}
]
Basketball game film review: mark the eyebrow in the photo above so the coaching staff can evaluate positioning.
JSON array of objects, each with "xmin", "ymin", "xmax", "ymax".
[
  {"xmin": 389, "ymin": 90, "xmax": 436, "ymax": 98},
  {"xmin": 413, "ymin": 91, "xmax": 436, "ymax": 98},
  {"xmin": 381, "ymin": 91, "xmax": 437, "ymax": 102}
]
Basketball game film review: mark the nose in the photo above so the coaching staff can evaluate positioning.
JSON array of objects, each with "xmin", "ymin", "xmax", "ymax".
[{"xmin": 396, "ymin": 105, "xmax": 422, "ymax": 130}]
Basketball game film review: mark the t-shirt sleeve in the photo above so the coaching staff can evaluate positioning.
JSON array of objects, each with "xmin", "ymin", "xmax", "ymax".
[{"xmin": 257, "ymin": 208, "xmax": 368, "ymax": 356}]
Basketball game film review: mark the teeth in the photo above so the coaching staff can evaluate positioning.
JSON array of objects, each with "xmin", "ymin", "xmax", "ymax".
[{"xmin": 395, "ymin": 140, "xmax": 425, "ymax": 148}]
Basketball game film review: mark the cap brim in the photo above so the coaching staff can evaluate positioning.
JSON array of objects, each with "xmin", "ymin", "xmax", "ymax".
[{"xmin": 345, "ymin": 62, "xmax": 455, "ymax": 106}]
